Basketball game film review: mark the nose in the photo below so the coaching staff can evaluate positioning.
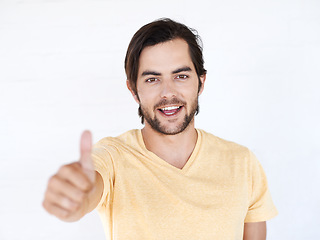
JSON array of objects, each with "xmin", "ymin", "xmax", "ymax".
[{"xmin": 160, "ymin": 79, "xmax": 177, "ymax": 99}]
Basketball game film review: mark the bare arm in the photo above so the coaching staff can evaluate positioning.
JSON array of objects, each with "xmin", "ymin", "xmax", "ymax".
[
  {"xmin": 43, "ymin": 131, "xmax": 104, "ymax": 222},
  {"xmin": 243, "ymin": 222, "xmax": 266, "ymax": 240}
]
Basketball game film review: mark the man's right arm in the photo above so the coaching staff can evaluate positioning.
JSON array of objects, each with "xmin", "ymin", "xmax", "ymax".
[{"xmin": 42, "ymin": 131, "xmax": 104, "ymax": 222}]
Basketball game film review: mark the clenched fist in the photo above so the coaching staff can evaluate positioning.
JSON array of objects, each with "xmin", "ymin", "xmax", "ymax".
[{"xmin": 43, "ymin": 131, "xmax": 103, "ymax": 222}]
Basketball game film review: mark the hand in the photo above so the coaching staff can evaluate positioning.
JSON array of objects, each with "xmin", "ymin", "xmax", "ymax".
[{"xmin": 43, "ymin": 130, "xmax": 97, "ymax": 222}]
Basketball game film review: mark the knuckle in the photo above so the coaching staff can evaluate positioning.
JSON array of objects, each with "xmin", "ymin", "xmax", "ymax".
[
  {"xmin": 83, "ymin": 182, "xmax": 92, "ymax": 191},
  {"xmin": 43, "ymin": 191, "xmax": 50, "ymax": 202},
  {"xmin": 58, "ymin": 210, "xmax": 70, "ymax": 220},
  {"xmin": 70, "ymin": 202, "xmax": 81, "ymax": 212},
  {"xmin": 42, "ymin": 197, "xmax": 73, "ymax": 220},
  {"xmin": 76, "ymin": 191, "xmax": 86, "ymax": 202},
  {"xmin": 62, "ymin": 197, "xmax": 79, "ymax": 213},
  {"xmin": 48, "ymin": 175, "xmax": 58, "ymax": 185},
  {"xmin": 47, "ymin": 176, "xmax": 61, "ymax": 191},
  {"xmin": 61, "ymin": 197, "xmax": 71, "ymax": 209},
  {"xmin": 42, "ymin": 200, "xmax": 49, "ymax": 210},
  {"xmin": 58, "ymin": 165, "xmax": 70, "ymax": 175},
  {"xmin": 43, "ymin": 201, "xmax": 55, "ymax": 215},
  {"xmin": 58, "ymin": 163, "xmax": 79, "ymax": 175},
  {"xmin": 77, "ymin": 178, "xmax": 91, "ymax": 191}
]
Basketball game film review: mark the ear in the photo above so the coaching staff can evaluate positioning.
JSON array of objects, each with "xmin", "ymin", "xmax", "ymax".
[
  {"xmin": 126, "ymin": 80, "xmax": 140, "ymax": 104},
  {"xmin": 198, "ymin": 74, "xmax": 206, "ymax": 95}
]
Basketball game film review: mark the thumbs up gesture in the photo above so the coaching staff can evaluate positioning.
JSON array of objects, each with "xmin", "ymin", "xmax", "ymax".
[
  {"xmin": 43, "ymin": 131, "xmax": 100, "ymax": 222},
  {"xmin": 80, "ymin": 130, "xmax": 96, "ymax": 182}
]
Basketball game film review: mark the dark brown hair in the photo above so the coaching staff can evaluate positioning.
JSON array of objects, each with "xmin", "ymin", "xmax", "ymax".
[{"xmin": 125, "ymin": 18, "xmax": 207, "ymax": 95}]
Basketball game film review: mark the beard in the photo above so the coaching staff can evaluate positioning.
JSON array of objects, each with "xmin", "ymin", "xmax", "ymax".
[{"xmin": 139, "ymin": 97, "xmax": 199, "ymax": 135}]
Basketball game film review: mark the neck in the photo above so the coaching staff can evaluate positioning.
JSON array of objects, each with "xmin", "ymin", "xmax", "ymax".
[{"xmin": 141, "ymin": 121, "xmax": 198, "ymax": 169}]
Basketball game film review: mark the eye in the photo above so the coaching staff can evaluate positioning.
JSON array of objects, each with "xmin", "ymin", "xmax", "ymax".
[
  {"xmin": 145, "ymin": 78, "xmax": 158, "ymax": 83},
  {"xmin": 175, "ymin": 74, "xmax": 188, "ymax": 80}
]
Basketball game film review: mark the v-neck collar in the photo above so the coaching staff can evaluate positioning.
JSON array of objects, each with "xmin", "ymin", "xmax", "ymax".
[{"xmin": 136, "ymin": 129, "xmax": 202, "ymax": 173}]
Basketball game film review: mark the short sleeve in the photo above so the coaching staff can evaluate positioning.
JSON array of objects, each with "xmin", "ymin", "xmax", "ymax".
[
  {"xmin": 244, "ymin": 151, "xmax": 278, "ymax": 222},
  {"xmin": 92, "ymin": 143, "xmax": 115, "ymax": 209}
]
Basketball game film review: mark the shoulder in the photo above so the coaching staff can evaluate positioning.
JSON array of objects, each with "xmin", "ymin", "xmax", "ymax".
[
  {"xmin": 95, "ymin": 129, "xmax": 139, "ymax": 147},
  {"xmin": 198, "ymin": 129, "xmax": 251, "ymax": 157},
  {"xmin": 93, "ymin": 129, "xmax": 142, "ymax": 157}
]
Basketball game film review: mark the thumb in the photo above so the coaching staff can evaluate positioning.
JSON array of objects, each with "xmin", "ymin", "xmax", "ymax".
[{"xmin": 80, "ymin": 130, "xmax": 95, "ymax": 182}]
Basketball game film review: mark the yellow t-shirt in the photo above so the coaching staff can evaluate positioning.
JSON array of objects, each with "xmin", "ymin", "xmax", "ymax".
[{"xmin": 92, "ymin": 129, "xmax": 278, "ymax": 240}]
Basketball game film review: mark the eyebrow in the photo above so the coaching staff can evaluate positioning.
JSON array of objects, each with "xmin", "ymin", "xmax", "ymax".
[
  {"xmin": 141, "ymin": 70, "xmax": 161, "ymax": 76},
  {"xmin": 141, "ymin": 66, "xmax": 192, "ymax": 77},
  {"xmin": 172, "ymin": 66, "xmax": 192, "ymax": 74}
]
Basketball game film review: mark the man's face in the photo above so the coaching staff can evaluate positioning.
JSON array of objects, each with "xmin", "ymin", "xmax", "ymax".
[{"xmin": 131, "ymin": 38, "xmax": 205, "ymax": 135}]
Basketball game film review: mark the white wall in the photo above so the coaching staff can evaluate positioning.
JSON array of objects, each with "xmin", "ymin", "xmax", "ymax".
[{"xmin": 0, "ymin": 0, "xmax": 319, "ymax": 239}]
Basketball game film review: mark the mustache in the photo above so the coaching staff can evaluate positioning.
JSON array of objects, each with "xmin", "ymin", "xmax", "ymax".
[{"xmin": 154, "ymin": 98, "xmax": 186, "ymax": 109}]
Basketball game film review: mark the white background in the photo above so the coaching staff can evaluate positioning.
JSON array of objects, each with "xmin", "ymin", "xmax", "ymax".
[{"xmin": 0, "ymin": 0, "xmax": 319, "ymax": 239}]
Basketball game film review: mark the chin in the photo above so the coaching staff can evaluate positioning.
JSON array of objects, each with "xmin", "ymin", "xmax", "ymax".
[{"xmin": 151, "ymin": 120, "xmax": 192, "ymax": 135}]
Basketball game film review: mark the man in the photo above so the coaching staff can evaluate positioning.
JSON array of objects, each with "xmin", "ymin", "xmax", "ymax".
[{"xmin": 43, "ymin": 18, "xmax": 277, "ymax": 239}]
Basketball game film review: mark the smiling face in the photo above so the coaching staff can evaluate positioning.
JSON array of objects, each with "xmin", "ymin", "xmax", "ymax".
[{"xmin": 128, "ymin": 38, "xmax": 206, "ymax": 135}]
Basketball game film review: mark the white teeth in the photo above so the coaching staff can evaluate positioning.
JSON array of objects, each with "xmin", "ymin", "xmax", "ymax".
[{"xmin": 161, "ymin": 106, "xmax": 180, "ymax": 111}]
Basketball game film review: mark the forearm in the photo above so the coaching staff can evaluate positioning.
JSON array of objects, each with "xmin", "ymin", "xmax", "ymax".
[
  {"xmin": 243, "ymin": 222, "xmax": 266, "ymax": 240},
  {"xmin": 85, "ymin": 171, "xmax": 104, "ymax": 214}
]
